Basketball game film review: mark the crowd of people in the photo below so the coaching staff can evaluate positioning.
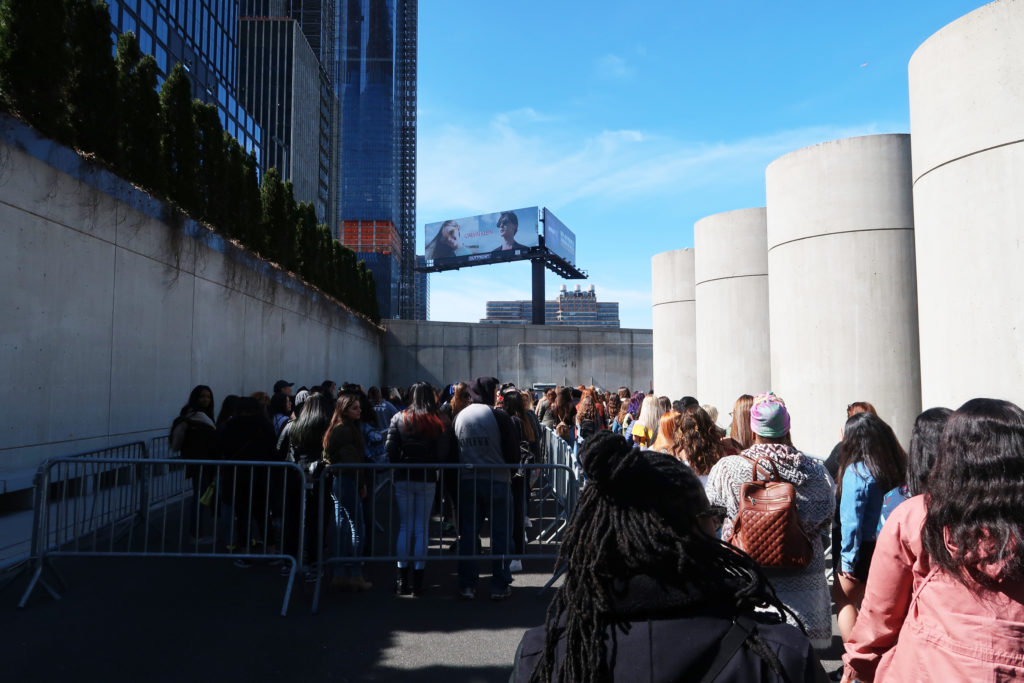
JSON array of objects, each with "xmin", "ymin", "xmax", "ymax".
[{"xmin": 172, "ymin": 379, "xmax": 1024, "ymax": 681}]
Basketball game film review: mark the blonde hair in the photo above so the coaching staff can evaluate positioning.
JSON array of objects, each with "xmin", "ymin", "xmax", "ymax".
[{"xmin": 636, "ymin": 395, "xmax": 664, "ymax": 438}]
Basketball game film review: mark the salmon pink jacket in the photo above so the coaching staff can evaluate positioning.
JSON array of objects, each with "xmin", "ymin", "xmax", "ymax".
[{"xmin": 843, "ymin": 495, "xmax": 1024, "ymax": 681}]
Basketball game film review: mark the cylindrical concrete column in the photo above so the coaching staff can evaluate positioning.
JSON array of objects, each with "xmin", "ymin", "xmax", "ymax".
[
  {"xmin": 652, "ymin": 248, "xmax": 696, "ymax": 400},
  {"xmin": 910, "ymin": 0, "xmax": 1024, "ymax": 410},
  {"xmin": 694, "ymin": 208, "xmax": 771, "ymax": 425},
  {"xmin": 765, "ymin": 134, "xmax": 921, "ymax": 456}
]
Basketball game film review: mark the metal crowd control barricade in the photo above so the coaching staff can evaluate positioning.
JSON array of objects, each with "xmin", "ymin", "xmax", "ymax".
[
  {"xmin": 311, "ymin": 461, "xmax": 578, "ymax": 613},
  {"xmin": 1, "ymin": 442, "xmax": 149, "ymax": 568},
  {"xmin": 535, "ymin": 426, "xmax": 579, "ymax": 542},
  {"xmin": 19, "ymin": 456, "xmax": 307, "ymax": 616}
]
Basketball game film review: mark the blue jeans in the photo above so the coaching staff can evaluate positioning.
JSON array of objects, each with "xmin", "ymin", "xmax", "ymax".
[
  {"xmin": 395, "ymin": 480, "xmax": 435, "ymax": 570},
  {"xmin": 329, "ymin": 474, "xmax": 363, "ymax": 578},
  {"xmin": 458, "ymin": 478, "xmax": 512, "ymax": 591}
]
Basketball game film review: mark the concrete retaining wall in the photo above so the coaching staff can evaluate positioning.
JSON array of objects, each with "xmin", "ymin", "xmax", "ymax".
[
  {"xmin": 0, "ymin": 115, "xmax": 383, "ymax": 491},
  {"xmin": 651, "ymin": 249, "xmax": 697, "ymax": 400},
  {"xmin": 694, "ymin": 208, "xmax": 771, "ymax": 421},
  {"xmin": 910, "ymin": 0, "xmax": 1024, "ymax": 410},
  {"xmin": 765, "ymin": 134, "xmax": 921, "ymax": 456},
  {"xmin": 382, "ymin": 321, "xmax": 653, "ymax": 392}
]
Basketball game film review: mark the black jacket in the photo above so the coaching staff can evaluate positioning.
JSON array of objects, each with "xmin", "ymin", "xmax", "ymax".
[
  {"xmin": 511, "ymin": 575, "xmax": 828, "ymax": 682},
  {"xmin": 385, "ymin": 411, "xmax": 452, "ymax": 481}
]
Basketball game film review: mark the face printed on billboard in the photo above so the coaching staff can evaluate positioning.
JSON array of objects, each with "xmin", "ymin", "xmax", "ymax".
[{"xmin": 424, "ymin": 207, "xmax": 539, "ymax": 265}]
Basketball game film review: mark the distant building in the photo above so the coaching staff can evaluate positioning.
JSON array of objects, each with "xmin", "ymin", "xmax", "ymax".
[
  {"xmin": 339, "ymin": 219, "xmax": 400, "ymax": 320},
  {"xmin": 413, "ymin": 255, "xmax": 429, "ymax": 321},
  {"xmin": 336, "ymin": 0, "xmax": 417, "ymax": 319},
  {"xmin": 237, "ymin": 12, "xmax": 338, "ymax": 225},
  {"xmin": 482, "ymin": 284, "xmax": 620, "ymax": 327}
]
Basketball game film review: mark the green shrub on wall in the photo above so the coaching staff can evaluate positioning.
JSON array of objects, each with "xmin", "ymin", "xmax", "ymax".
[
  {"xmin": 66, "ymin": 0, "xmax": 119, "ymax": 163},
  {"xmin": 0, "ymin": 0, "xmax": 380, "ymax": 323},
  {"xmin": 0, "ymin": 0, "xmax": 70, "ymax": 141},
  {"xmin": 115, "ymin": 32, "xmax": 163, "ymax": 194},
  {"xmin": 159, "ymin": 63, "xmax": 199, "ymax": 214}
]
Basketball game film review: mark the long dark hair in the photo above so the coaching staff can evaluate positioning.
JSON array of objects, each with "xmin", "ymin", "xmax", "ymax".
[
  {"xmin": 533, "ymin": 432, "xmax": 797, "ymax": 682},
  {"xmin": 906, "ymin": 407, "xmax": 952, "ymax": 496},
  {"xmin": 502, "ymin": 388, "xmax": 535, "ymax": 442},
  {"xmin": 552, "ymin": 387, "xmax": 573, "ymax": 423},
  {"xmin": 923, "ymin": 398, "xmax": 1024, "ymax": 587},
  {"xmin": 290, "ymin": 393, "xmax": 333, "ymax": 452},
  {"xmin": 216, "ymin": 394, "xmax": 239, "ymax": 428},
  {"xmin": 402, "ymin": 381, "xmax": 443, "ymax": 438},
  {"xmin": 185, "ymin": 385, "xmax": 214, "ymax": 420},
  {"xmin": 323, "ymin": 393, "xmax": 362, "ymax": 449},
  {"xmin": 269, "ymin": 391, "xmax": 291, "ymax": 418},
  {"xmin": 837, "ymin": 412, "xmax": 907, "ymax": 496}
]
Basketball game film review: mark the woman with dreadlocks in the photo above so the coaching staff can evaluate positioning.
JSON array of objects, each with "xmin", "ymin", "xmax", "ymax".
[{"xmin": 512, "ymin": 431, "xmax": 828, "ymax": 682}]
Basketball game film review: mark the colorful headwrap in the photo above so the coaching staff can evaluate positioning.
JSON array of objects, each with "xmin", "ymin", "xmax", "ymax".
[{"xmin": 750, "ymin": 392, "xmax": 790, "ymax": 437}]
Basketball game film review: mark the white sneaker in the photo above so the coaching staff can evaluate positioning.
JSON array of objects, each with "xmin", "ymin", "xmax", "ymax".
[
  {"xmin": 509, "ymin": 560, "xmax": 523, "ymax": 573},
  {"xmin": 524, "ymin": 518, "xmax": 533, "ymax": 529}
]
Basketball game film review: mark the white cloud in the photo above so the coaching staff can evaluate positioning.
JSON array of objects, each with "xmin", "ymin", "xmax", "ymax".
[
  {"xmin": 596, "ymin": 53, "xmax": 632, "ymax": 79},
  {"xmin": 418, "ymin": 110, "xmax": 897, "ymax": 221},
  {"xmin": 418, "ymin": 110, "xmax": 904, "ymax": 329}
]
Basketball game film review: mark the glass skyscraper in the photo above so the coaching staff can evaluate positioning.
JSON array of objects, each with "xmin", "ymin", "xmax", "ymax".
[
  {"xmin": 238, "ymin": 0, "xmax": 342, "ymax": 232},
  {"xmin": 238, "ymin": 6, "xmax": 338, "ymax": 226},
  {"xmin": 413, "ymin": 254, "xmax": 428, "ymax": 320},
  {"xmin": 336, "ymin": 0, "xmax": 417, "ymax": 319},
  {"xmin": 106, "ymin": 0, "xmax": 264, "ymax": 163}
]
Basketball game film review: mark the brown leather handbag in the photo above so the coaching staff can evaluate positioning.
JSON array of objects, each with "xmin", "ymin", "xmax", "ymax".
[{"xmin": 729, "ymin": 455, "xmax": 813, "ymax": 569}]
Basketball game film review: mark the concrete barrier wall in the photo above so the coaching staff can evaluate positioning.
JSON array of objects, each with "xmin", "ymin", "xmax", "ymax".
[
  {"xmin": 694, "ymin": 208, "xmax": 771, "ymax": 422},
  {"xmin": 910, "ymin": 0, "xmax": 1024, "ymax": 410},
  {"xmin": 765, "ymin": 134, "xmax": 921, "ymax": 456},
  {"xmin": 0, "ymin": 116, "xmax": 383, "ymax": 491},
  {"xmin": 382, "ymin": 321, "xmax": 653, "ymax": 392},
  {"xmin": 651, "ymin": 248, "xmax": 697, "ymax": 400}
]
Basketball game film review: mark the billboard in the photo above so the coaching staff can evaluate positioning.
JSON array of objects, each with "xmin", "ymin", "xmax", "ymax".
[
  {"xmin": 542, "ymin": 208, "xmax": 576, "ymax": 266},
  {"xmin": 424, "ymin": 207, "xmax": 539, "ymax": 266}
]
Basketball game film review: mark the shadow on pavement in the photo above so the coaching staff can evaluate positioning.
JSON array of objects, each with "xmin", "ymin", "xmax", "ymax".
[{"xmin": 0, "ymin": 554, "xmax": 556, "ymax": 682}]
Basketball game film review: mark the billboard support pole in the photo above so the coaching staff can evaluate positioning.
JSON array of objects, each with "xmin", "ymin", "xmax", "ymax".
[{"xmin": 531, "ymin": 258, "xmax": 545, "ymax": 325}]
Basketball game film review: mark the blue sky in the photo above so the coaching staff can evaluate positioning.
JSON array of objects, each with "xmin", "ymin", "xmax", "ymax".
[{"xmin": 416, "ymin": 0, "xmax": 985, "ymax": 329}]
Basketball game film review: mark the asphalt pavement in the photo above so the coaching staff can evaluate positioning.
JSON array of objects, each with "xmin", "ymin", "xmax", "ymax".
[
  {"xmin": 1, "ymin": 541, "xmax": 842, "ymax": 683},
  {"xmin": 0, "ymin": 554, "xmax": 558, "ymax": 683}
]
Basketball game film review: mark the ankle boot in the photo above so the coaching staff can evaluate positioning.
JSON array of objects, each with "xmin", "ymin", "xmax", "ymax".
[
  {"xmin": 412, "ymin": 569, "xmax": 425, "ymax": 596},
  {"xmin": 396, "ymin": 566, "xmax": 411, "ymax": 596}
]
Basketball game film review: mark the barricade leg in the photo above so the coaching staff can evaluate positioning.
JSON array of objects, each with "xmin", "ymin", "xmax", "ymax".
[{"xmin": 18, "ymin": 559, "xmax": 64, "ymax": 608}]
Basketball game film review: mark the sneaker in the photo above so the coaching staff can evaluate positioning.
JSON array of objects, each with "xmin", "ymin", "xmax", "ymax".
[
  {"xmin": 524, "ymin": 518, "xmax": 533, "ymax": 529},
  {"xmin": 233, "ymin": 559, "xmax": 252, "ymax": 569},
  {"xmin": 490, "ymin": 586, "xmax": 512, "ymax": 601},
  {"xmin": 305, "ymin": 570, "xmax": 321, "ymax": 584},
  {"xmin": 509, "ymin": 560, "xmax": 523, "ymax": 573},
  {"xmin": 458, "ymin": 586, "xmax": 476, "ymax": 600}
]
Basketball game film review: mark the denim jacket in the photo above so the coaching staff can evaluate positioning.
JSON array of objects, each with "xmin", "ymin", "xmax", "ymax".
[{"xmin": 839, "ymin": 462, "xmax": 884, "ymax": 574}]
